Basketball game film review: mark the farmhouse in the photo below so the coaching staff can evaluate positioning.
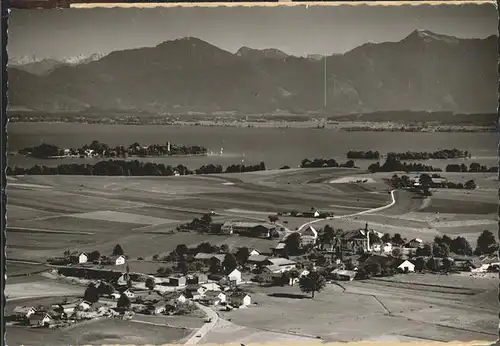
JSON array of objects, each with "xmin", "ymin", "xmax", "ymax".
[
  {"xmin": 229, "ymin": 292, "xmax": 251, "ymax": 307},
  {"xmin": 121, "ymin": 289, "xmax": 135, "ymax": 299},
  {"xmin": 13, "ymin": 306, "xmax": 36, "ymax": 319},
  {"xmin": 341, "ymin": 229, "xmax": 369, "ymax": 253},
  {"xmin": 203, "ymin": 291, "xmax": 227, "ymax": 306},
  {"xmin": 194, "ymin": 253, "xmax": 225, "ymax": 264},
  {"xmin": 168, "ymin": 276, "xmax": 187, "ymax": 287},
  {"xmin": 227, "ymin": 221, "xmax": 276, "ymax": 238},
  {"xmin": 148, "ymin": 302, "xmax": 166, "ymax": 315},
  {"xmin": 185, "ymin": 285, "xmax": 207, "ymax": 300},
  {"xmin": 68, "ymin": 252, "xmax": 88, "ymax": 264},
  {"xmin": 163, "ymin": 292, "xmax": 187, "ymax": 304},
  {"xmin": 405, "ymin": 238, "xmax": 423, "ymax": 249},
  {"xmin": 270, "ymin": 242, "xmax": 287, "ymax": 257},
  {"xmin": 247, "ymin": 255, "xmax": 269, "ymax": 266},
  {"xmin": 397, "ymin": 259, "xmax": 416, "ymax": 273},
  {"xmin": 187, "ymin": 273, "xmax": 208, "ymax": 285},
  {"xmin": 29, "ymin": 312, "xmax": 52, "ymax": 327},
  {"xmin": 331, "ymin": 269, "xmax": 357, "ymax": 281},
  {"xmin": 265, "ymin": 258, "xmax": 297, "ymax": 272},
  {"xmin": 249, "ymin": 249, "xmax": 261, "ymax": 256},
  {"xmin": 78, "ymin": 300, "xmax": 92, "ymax": 311},
  {"xmin": 300, "ymin": 225, "xmax": 318, "ymax": 246},
  {"xmin": 110, "ymin": 255, "xmax": 126, "ymax": 266},
  {"xmin": 227, "ymin": 269, "xmax": 242, "ymax": 284}
]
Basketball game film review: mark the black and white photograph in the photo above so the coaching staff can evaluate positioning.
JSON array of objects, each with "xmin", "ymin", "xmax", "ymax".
[{"xmin": 5, "ymin": 3, "xmax": 499, "ymax": 345}]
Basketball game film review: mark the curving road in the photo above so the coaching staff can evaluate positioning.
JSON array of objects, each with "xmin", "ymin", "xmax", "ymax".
[
  {"xmin": 296, "ymin": 189, "xmax": 423, "ymax": 233},
  {"xmin": 184, "ymin": 302, "xmax": 219, "ymax": 345}
]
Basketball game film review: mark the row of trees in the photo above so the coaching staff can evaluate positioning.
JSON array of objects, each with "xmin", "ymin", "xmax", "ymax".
[
  {"xmin": 368, "ymin": 155, "xmax": 442, "ymax": 173},
  {"xmin": 445, "ymin": 163, "xmax": 498, "ymax": 173},
  {"xmin": 387, "ymin": 149, "xmax": 469, "ymax": 160},
  {"xmin": 300, "ymin": 158, "xmax": 356, "ymax": 168},
  {"xmin": 346, "ymin": 150, "xmax": 381, "ymax": 159},
  {"xmin": 389, "ymin": 173, "xmax": 477, "ymax": 191},
  {"xmin": 7, "ymin": 160, "xmax": 267, "ymax": 177}
]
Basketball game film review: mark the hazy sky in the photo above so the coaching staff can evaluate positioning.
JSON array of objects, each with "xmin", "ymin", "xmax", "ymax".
[{"xmin": 7, "ymin": 4, "xmax": 498, "ymax": 59}]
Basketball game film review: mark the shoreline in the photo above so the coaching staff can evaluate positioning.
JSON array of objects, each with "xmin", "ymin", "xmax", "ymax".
[{"xmin": 7, "ymin": 120, "xmax": 496, "ymax": 133}]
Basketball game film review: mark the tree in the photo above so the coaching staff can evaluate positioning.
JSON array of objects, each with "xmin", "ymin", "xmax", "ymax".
[
  {"xmin": 464, "ymin": 179, "xmax": 477, "ymax": 190},
  {"xmin": 268, "ymin": 215, "xmax": 279, "ymax": 223},
  {"xmin": 366, "ymin": 263, "xmax": 382, "ymax": 276},
  {"xmin": 88, "ymin": 250, "xmax": 101, "ymax": 262},
  {"xmin": 83, "ymin": 283, "xmax": 99, "ymax": 303},
  {"xmin": 450, "ymin": 237, "xmax": 473, "ymax": 256},
  {"xmin": 145, "ymin": 277, "xmax": 156, "ymax": 291},
  {"xmin": 222, "ymin": 253, "xmax": 238, "ymax": 274},
  {"xmin": 117, "ymin": 293, "xmax": 131, "ymax": 309},
  {"xmin": 209, "ymin": 257, "xmax": 221, "ymax": 274},
  {"xmin": 391, "ymin": 233, "xmax": 404, "ymax": 245},
  {"xmin": 175, "ymin": 244, "xmax": 189, "ymax": 256},
  {"xmin": 299, "ymin": 272, "xmax": 326, "ymax": 298},
  {"xmin": 235, "ymin": 247, "xmax": 250, "ymax": 265},
  {"xmin": 391, "ymin": 248, "xmax": 403, "ymax": 258},
  {"xmin": 416, "ymin": 243, "xmax": 432, "ymax": 257},
  {"xmin": 97, "ymin": 282, "xmax": 114, "ymax": 296},
  {"xmin": 112, "ymin": 244, "xmax": 124, "ymax": 256},
  {"xmin": 414, "ymin": 257, "xmax": 427, "ymax": 272},
  {"xmin": 285, "ymin": 232, "xmax": 302, "ymax": 256},
  {"xmin": 475, "ymin": 230, "xmax": 497, "ymax": 255},
  {"xmin": 220, "ymin": 244, "xmax": 229, "ymax": 254},
  {"xmin": 381, "ymin": 233, "xmax": 392, "ymax": 243}
]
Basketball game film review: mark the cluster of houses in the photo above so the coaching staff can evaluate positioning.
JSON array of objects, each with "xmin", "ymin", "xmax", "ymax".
[
  {"xmin": 9, "ymin": 297, "xmax": 121, "ymax": 329},
  {"xmin": 47, "ymin": 251, "xmax": 127, "ymax": 266},
  {"xmin": 218, "ymin": 221, "xmax": 282, "ymax": 238}
]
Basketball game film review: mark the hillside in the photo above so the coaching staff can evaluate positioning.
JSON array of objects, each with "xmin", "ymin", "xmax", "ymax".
[{"xmin": 7, "ymin": 30, "xmax": 498, "ymax": 115}]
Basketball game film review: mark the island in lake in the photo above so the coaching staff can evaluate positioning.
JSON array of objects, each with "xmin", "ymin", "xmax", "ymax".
[{"xmin": 18, "ymin": 140, "xmax": 208, "ymax": 159}]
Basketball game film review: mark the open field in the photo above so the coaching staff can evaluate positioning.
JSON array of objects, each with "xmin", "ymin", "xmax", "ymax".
[
  {"xmin": 7, "ymin": 169, "xmax": 497, "ymax": 261},
  {"xmin": 6, "ymin": 318, "xmax": 190, "ymax": 346},
  {"xmin": 209, "ymin": 273, "xmax": 498, "ymax": 343}
]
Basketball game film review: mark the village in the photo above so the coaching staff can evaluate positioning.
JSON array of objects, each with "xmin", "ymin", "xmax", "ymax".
[{"xmin": 9, "ymin": 212, "xmax": 498, "ymax": 335}]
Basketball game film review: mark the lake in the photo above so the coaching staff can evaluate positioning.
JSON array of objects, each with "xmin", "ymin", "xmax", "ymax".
[{"xmin": 7, "ymin": 122, "xmax": 498, "ymax": 170}]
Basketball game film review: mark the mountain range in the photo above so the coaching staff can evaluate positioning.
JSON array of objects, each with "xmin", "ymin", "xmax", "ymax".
[
  {"xmin": 8, "ymin": 53, "xmax": 107, "ymax": 75},
  {"xmin": 7, "ymin": 30, "xmax": 498, "ymax": 115}
]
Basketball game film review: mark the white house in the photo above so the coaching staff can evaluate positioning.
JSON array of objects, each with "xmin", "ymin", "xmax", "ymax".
[
  {"xmin": 78, "ymin": 300, "xmax": 92, "ymax": 311},
  {"xmin": 398, "ymin": 260, "xmax": 415, "ymax": 273},
  {"xmin": 229, "ymin": 293, "xmax": 251, "ymax": 307},
  {"xmin": 13, "ymin": 306, "xmax": 36, "ymax": 319},
  {"xmin": 112, "ymin": 255, "xmax": 126, "ymax": 266},
  {"xmin": 220, "ymin": 222, "xmax": 234, "ymax": 235},
  {"xmin": 267, "ymin": 258, "xmax": 297, "ymax": 272},
  {"xmin": 123, "ymin": 289, "xmax": 135, "ymax": 299},
  {"xmin": 78, "ymin": 252, "xmax": 88, "ymax": 264},
  {"xmin": 383, "ymin": 243, "xmax": 393, "ymax": 254},
  {"xmin": 177, "ymin": 294, "xmax": 187, "ymax": 304},
  {"xmin": 109, "ymin": 292, "xmax": 121, "ymax": 300},
  {"xmin": 29, "ymin": 313, "xmax": 52, "ymax": 327},
  {"xmin": 249, "ymin": 249, "xmax": 260, "ymax": 256},
  {"xmin": 201, "ymin": 282, "xmax": 221, "ymax": 292},
  {"xmin": 150, "ymin": 302, "xmax": 166, "ymax": 315},
  {"xmin": 300, "ymin": 226, "xmax": 318, "ymax": 246},
  {"xmin": 227, "ymin": 269, "xmax": 242, "ymax": 284}
]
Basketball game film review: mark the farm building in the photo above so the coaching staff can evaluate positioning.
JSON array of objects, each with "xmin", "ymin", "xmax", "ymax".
[
  {"xmin": 263, "ymin": 258, "xmax": 297, "ymax": 273},
  {"xmin": 249, "ymin": 249, "xmax": 261, "ymax": 256},
  {"xmin": 202, "ymin": 291, "xmax": 227, "ymax": 306},
  {"xmin": 110, "ymin": 255, "xmax": 126, "ymax": 266},
  {"xmin": 300, "ymin": 226, "xmax": 318, "ymax": 246},
  {"xmin": 121, "ymin": 289, "xmax": 135, "ymax": 299},
  {"xmin": 78, "ymin": 300, "xmax": 92, "ymax": 311},
  {"xmin": 397, "ymin": 260, "xmax": 416, "ymax": 273},
  {"xmin": 224, "ymin": 221, "xmax": 276, "ymax": 238},
  {"xmin": 148, "ymin": 302, "xmax": 166, "ymax": 315},
  {"xmin": 168, "ymin": 276, "xmax": 187, "ymax": 287},
  {"xmin": 13, "ymin": 306, "xmax": 36, "ymax": 319},
  {"xmin": 229, "ymin": 292, "xmax": 251, "ymax": 307},
  {"xmin": 57, "ymin": 303, "xmax": 77, "ymax": 316},
  {"xmin": 227, "ymin": 269, "xmax": 242, "ymax": 284},
  {"xmin": 247, "ymin": 254, "xmax": 269, "ymax": 266},
  {"xmin": 194, "ymin": 253, "xmax": 225, "ymax": 264},
  {"xmin": 69, "ymin": 252, "xmax": 88, "ymax": 264},
  {"xmin": 270, "ymin": 242, "xmax": 287, "ymax": 257},
  {"xmin": 201, "ymin": 282, "xmax": 222, "ymax": 292},
  {"xmin": 163, "ymin": 292, "xmax": 187, "ymax": 304},
  {"xmin": 405, "ymin": 238, "xmax": 423, "ymax": 249},
  {"xmin": 331, "ymin": 269, "xmax": 357, "ymax": 281},
  {"xmin": 29, "ymin": 312, "xmax": 52, "ymax": 327},
  {"xmin": 184, "ymin": 285, "xmax": 207, "ymax": 300},
  {"xmin": 187, "ymin": 273, "xmax": 209, "ymax": 285}
]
